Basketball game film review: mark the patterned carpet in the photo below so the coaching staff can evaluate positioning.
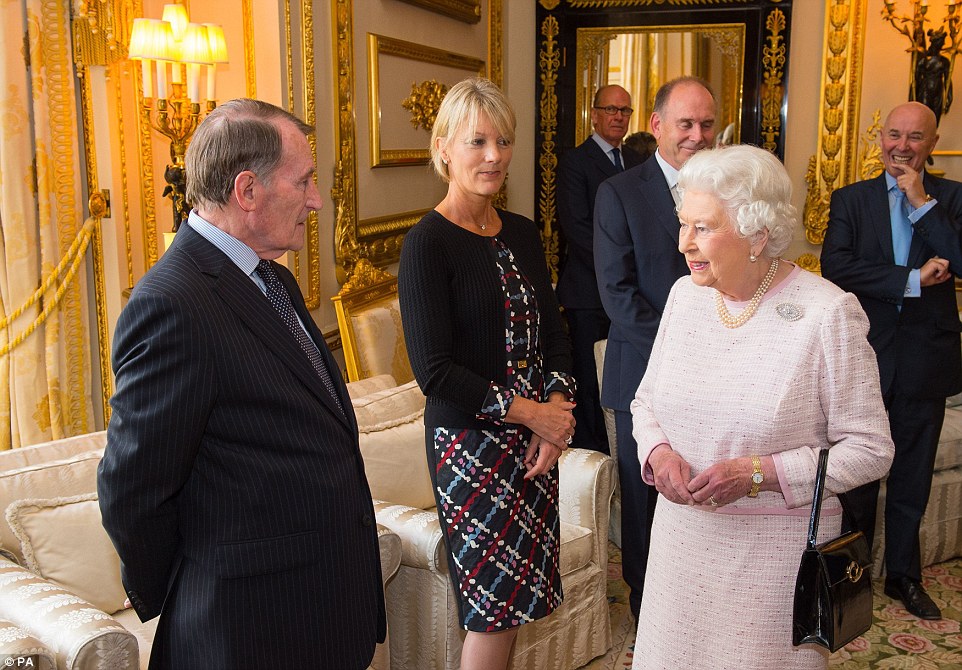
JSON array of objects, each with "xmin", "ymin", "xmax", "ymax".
[{"xmin": 579, "ymin": 544, "xmax": 962, "ymax": 669}]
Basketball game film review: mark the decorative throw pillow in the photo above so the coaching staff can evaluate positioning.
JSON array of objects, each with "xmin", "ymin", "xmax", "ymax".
[
  {"xmin": 5, "ymin": 493, "xmax": 127, "ymax": 614},
  {"xmin": 359, "ymin": 420, "xmax": 434, "ymax": 510},
  {"xmin": 352, "ymin": 379, "xmax": 425, "ymax": 432}
]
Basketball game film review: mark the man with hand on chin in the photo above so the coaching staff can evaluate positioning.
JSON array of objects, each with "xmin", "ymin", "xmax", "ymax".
[{"xmin": 822, "ymin": 101, "xmax": 962, "ymax": 622}]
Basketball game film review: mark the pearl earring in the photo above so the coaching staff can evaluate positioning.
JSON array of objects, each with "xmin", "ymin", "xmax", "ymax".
[
  {"xmin": 749, "ymin": 252, "xmax": 757, "ymax": 263},
  {"xmin": 442, "ymin": 158, "xmax": 448, "ymax": 165}
]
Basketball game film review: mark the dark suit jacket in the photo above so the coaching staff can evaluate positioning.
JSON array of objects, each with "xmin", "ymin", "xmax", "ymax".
[
  {"xmin": 822, "ymin": 172, "xmax": 962, "ymax": 399},
  {"xmin": 98, "ymin": 225, "xmax": 385, "ymax": 669},
  {"xmin": 557, "ymin": 137, "xmax": 643, "ymax": 309},
  {"xmin": 594, "ymin": 156, "xmax": 690, "ymax": 412}
]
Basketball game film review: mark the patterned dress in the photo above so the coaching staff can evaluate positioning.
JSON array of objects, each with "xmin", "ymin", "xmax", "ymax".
[{"xmin": 432, "ymin": 236, "xmax": 568, "ymax": 632}]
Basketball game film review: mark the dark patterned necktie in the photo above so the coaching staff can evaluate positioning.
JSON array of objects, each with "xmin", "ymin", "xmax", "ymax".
[
  {"xmin": 612, "ymin": 147, "xmax": 624, "ymax": 171},
  {"xmin": 256, "ymin": 260, "xmax": 346, "ymax": 419}
]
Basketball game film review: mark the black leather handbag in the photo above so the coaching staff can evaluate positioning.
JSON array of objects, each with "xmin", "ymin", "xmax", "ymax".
[{"xmin": 792, "ymin": 449, "xmax": 874, "ymax": 651}]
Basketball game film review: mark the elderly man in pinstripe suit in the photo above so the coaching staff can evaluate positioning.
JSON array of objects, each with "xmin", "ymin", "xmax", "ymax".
[{"xmin": 98, "ymin": 99, "xmax": 385, "ymax": 669}]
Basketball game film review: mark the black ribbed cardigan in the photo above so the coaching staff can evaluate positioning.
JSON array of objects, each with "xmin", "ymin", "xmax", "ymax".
[{"xmin": 398, "ymin": 208, "xmax": 574, "ymax": 430}]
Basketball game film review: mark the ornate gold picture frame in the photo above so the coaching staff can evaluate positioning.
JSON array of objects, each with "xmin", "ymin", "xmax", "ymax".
[
  {"xmin": 394, "ymin": 0, "xmax": 482, "ymax": 24},
  {"xmin": 332, "ymin": 0, "xmax": 502, "ymax": 280},
  {"xmin": 368, "ymin": 35, "xmax": 486, "ymax": 168}
]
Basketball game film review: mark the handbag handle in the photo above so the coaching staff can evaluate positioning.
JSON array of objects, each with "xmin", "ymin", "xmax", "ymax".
[{"xmin": 807, "ymin": 449, "xmax": 830, "ymax": 549}]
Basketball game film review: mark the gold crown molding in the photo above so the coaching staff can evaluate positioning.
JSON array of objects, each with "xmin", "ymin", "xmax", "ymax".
[
  {"xmin": 760, "ymin": 8, "xmax": 786, "ymax": 153},
  {"xmin": 803, "ymin": 0, "xmax": 866, "ymax": 246},
  {"xmin": 242, "ymin": 0, "xmax": 257, "ymax": 98},
  {"xmin": 538, "ymin": 15, "xmax": 562, "ymax": 282},
  {"xmin": 565, "ymin": 0, "xmax": 750, "ymax": 6}
]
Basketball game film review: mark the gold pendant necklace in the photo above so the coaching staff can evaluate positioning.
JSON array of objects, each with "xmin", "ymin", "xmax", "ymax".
[{"xmin": 714, "ymin": 257, "xmax": 780, "ymax": 329}]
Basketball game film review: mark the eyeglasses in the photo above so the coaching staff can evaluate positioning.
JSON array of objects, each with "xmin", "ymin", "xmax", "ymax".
[{"xmin": 593, "ymin": 105, "xmax": 633, "ymax": 116}]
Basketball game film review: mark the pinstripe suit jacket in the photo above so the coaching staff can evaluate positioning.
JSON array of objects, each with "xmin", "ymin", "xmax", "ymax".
[{"xmin": 98, "ymin": 225, "xmax": 385, "ymax": 669}]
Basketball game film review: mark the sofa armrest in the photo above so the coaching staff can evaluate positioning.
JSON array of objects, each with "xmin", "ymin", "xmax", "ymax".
[
  {"xmin": 559, "ymin": 448, "xmax": 617, "ymax": 565},
  {"xmin": 373, "ymin": 501, "xmax": 445, "ymax": 572},
  {"xmin": 376, "ymin": 523, "xmax": 402, "ymax": 583},
  {"xmin": 0, "ymin": 560, "xmax": 138, "ymax": 669},
  {"xmin": 0, "ymin": 618, "xmax": 56, "ymax": 669}
]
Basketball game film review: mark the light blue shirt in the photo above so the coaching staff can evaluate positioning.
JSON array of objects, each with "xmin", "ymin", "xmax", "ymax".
[
  {"xmin": 590, "ymin": 133, "xmax": 622, "ymax": 168},
  {"xmin": 186, "ymin": 211, "xmax": 318, "ymax": 344},
  {"xmin": 884, "ymin": 173, "xmax": 935, "ymax": 299}
]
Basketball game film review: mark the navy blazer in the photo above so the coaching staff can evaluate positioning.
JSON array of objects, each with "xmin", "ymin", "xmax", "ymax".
[
  {"xmin": 98, "ymin": 225, "xmax": 385, "ymax": 669},
  {"xmin": 822, "ymin": 172, "xmax": 962, "ymax": 399},
  {"xmin": 557, "ymin": 138, "xmax": 643, "ymax": 310},
  {"xmin": 594, "ymin": 156, "xmax": 690, "ymax": 412}
]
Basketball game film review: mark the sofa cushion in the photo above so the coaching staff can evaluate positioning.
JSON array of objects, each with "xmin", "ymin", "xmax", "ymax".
[
  {"xmin": 0, "ymin": 618, "xmax": 55, "ymax": 669},
  {"xmin": 360, "ymin": 420, "xmax": 434, "ymax": 510},
  {"xmin": 0, "ymin": 449, "xmax": 103, "ymax": 565},
  {"xmin": 353, "ymin": 380, "xmax": 425, "ymax": 431},
  {"xmin": 5, "ymin": 493, "xmax": 126, "ymax": 615},
  {"xmin": 346, "ymin": 374, "xmax": 397, "ymax": 400},
  {"xmin": 936, "ymin": 406, "xmax": 962, "ymax": 472},
  {"xmin": 559, "ymin": 521, "xmax": 593, "ymax": 576}
]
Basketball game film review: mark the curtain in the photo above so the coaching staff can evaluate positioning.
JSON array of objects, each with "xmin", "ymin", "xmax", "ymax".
[{"xmin": 0, "ymin": 0, "xmax": 93, "ymax": 449}]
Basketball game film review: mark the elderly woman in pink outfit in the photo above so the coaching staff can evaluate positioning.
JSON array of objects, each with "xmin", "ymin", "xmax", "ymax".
[{"xmin": 629, "ymin": 144, "xmax": 894, "ymax": 669}]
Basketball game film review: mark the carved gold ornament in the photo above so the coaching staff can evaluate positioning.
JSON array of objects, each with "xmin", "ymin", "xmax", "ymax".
[
  {"xmin": 538, "ymin": 16, "xmax": 562, "ymax": 282},
  {"xmin": 402, "ymin": 81, "xmax": 448, "ymax": 131},
  {"xmin": 803, "ymin": 0, "xmax": 866, "ymax": 246},
  {"xmin": 761, "ymin": 9, "xmax": 786, "ymax": 152}
]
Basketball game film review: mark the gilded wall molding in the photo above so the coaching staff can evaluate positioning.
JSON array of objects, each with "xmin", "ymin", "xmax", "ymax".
[
  {"xmin": 115, "ymin": 62, "xmax": 135, "ymax": 290},
  {"xmin": 332, "ymin": 0, "xmax": 502, "ymax": 280},
  {"xmin": 761, "ymin": 8, "xmax": 786, "ymax": 152},
  {"xmin": 538, "ymin": 15, "xmax": 562, "ymax": 282},
  {"xmin": 78, "ymin": 67, "xmax": 112, "ymax": 424},
  {"xmin": 566, "ymin": 0, "xmax": 751, "ymax": 6},
  {"xmin": 803, "ymin": 0, "xmax": 866, "ymax": 246},
  {"xmin": 243, "ymin": 0, "xmax": 257, "ymax": 98},
  {"xmin": 295, "ymin": 0, "xmax": 320, "ymax": 309}
]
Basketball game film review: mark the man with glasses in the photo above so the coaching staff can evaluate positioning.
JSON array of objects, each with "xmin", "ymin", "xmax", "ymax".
[
  {"xmin": 822, "ymin": 101, "xmax": 961, "ymax": 621},
  {"xmin": 556, "ymin": 85, "xmax": 643, "ymax": 454},
  {"xmin": 594, "ymin": 77, "xmax": 716, "ymax": 618}
]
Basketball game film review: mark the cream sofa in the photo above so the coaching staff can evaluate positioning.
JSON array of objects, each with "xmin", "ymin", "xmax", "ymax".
[
  {"xmin": 353, "ymin": 375, "xmax": 617, "ymax": 670},
  {"xmin": 0, "ymin": 416, "xmax": 404, "ymax": 668}
]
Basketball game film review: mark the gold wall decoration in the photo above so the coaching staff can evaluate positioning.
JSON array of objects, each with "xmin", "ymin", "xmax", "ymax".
[
  {"xmin": 77, "ymin": 66, "xmax": 113, "ymax": 423},
  {"xmin": 401, "ymin": 80, "xmax": 449, "ymax": 131},
  {"xmin": 488, "ymin": 0, "xmax": 503, "ymax": 86},
  {"xmin": 540, "ymin": 0, "xmax": 560, "ymax": 9},
  {"xmin": 242, "ymin": 0, "xmax": 257, "ymax": 98},
  {"xmin": 395, "ymin": 0, "xmax": 482, "ymax": 23},
  {"xmin": 539, "ymin": 15, "xmax": 562, "ymax": 282},
  {"xmin": 566, "ymin": 0, "xmax": 751, "ymax": 6},
  {"xmin": 332, "ymin": 0, "xmax": 502, "ymax": 279},
  {"xmin": 368, "ymin": 34, "xmax": 485, "ymax": 168},
  {"xmin": 803, "ymin": 0, "xmax": 866, "ymax": 246},
  {"xmin": 795, "ymin": 252, "xmax": 822, "ymax": 273},
  {"xmin": 72, "ymin": 0, "xmax": 134, "ymax": 66},
  {"xmin": 857, "ymin": 109, "xmax": 884, "ymax": 181},
  {"xmin": 761, "ymin": 8, "xmax": 786, "ymax": 153}
]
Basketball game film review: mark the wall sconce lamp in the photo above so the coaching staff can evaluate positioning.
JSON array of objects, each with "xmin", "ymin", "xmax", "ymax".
[
  {"xmin": 129, "ymin": 4, "xmax": 228, "ymax": 229},
  {"xmin": 882, "ymin": 0, "xmax": 960, "ymax": 126}
]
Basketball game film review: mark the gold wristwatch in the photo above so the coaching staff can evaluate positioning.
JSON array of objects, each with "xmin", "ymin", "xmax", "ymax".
[{"xmin": 748, "ymin": 455, "xmax": 764, "ymax": 498}]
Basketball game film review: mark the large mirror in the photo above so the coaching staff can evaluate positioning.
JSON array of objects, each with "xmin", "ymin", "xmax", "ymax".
[
  {"xmin": 574, "ymin": 26, "xmax": 745, "ymax": 146},
  {"xmin": 535, "ymin": 1, "xmax": 792, "ymax": 279}
]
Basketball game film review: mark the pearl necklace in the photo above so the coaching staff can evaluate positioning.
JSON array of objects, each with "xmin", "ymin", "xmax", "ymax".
[{"xmin": 714, "ymin": 258, "xmax": 779, "ymax": 329}]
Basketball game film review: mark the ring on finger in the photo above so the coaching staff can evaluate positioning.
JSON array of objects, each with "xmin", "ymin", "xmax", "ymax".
[{"xmin": 708, "ymin": 495, "xmax": 718, "ymax": 507}]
